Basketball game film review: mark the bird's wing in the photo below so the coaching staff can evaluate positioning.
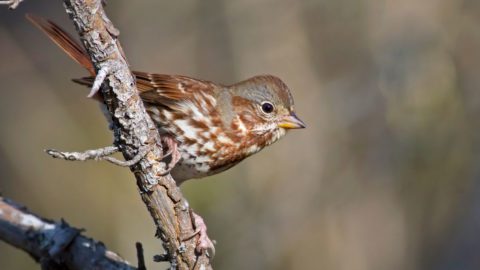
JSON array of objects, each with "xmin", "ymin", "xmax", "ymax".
[{"xmin": 73, "ymin": 72, "xmax": 219, "ymax": 112}]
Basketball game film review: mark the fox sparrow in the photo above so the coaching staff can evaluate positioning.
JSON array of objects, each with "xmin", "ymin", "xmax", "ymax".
[
  {"xmin": 27, "ymin": 15, "xmax": 306, "ymax": 184},
  {"xmin": 27, "ymin": 14, "xmax": 305, "ymax": 255}
]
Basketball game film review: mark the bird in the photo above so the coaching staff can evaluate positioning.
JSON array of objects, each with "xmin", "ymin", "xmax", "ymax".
[
  {"xmin": 26, "ymin": 14, "xmax": 306, "ymax": 255},
  {"xmin": 27, "ymin": 14, "xmax": 306, "ymax": 185}
]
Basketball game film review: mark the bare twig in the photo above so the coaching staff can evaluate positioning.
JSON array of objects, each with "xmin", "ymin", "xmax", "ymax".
[
  {"xmin": 0, "ymin": 0, "xmax": 23, "ymax": 9},
  {"xmin": 0, "ymin": 196, "xmax": 135, "ymax": 270},
  {"xmin": 61, "ymin": 1, "xmax": 212, "ymax": 269},
  {"xmin": 136, "ymin": 242, "xmax": 147, "ymax": 270},
  {"xmin": 46, "ymin": 144, "xmax": 152, "ymax": 167},
  {"xmin": 46, "ymin": 145, "xmax": 119, "ymax": 161}
]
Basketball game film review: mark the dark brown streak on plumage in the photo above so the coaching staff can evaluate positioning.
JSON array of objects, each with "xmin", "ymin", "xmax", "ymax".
[{"xmin": 190, "ymin": 118, "xmax": 210, "ymax": 131}]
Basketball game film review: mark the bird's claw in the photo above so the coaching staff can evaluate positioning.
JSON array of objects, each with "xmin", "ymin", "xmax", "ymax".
[
  {"xmin": 190, "ymin": 212, "xmax": 215, "ymax": 257},
  {"xmin": 161, "ymin": 136, "xmax": 181, "ymax": 173}
]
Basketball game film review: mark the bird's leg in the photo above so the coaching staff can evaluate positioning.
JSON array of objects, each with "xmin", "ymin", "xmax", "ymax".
[
  {"xmin": 190, "ymin": 210, "xmax": 215, "ymax": 257},
  {"xmin": 161, "ymin": 136, "xmax": 181, "ymax": 172}
]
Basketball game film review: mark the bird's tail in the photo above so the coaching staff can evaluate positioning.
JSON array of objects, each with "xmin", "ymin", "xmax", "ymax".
[{"xmin": 26, "ymin": 14, "xmax": 95, "ymax": 76}]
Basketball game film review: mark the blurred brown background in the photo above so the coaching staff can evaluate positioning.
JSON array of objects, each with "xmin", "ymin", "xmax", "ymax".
[{"xmin": 1, "ymin": 0, "xmax": 480, "ymax": 269}]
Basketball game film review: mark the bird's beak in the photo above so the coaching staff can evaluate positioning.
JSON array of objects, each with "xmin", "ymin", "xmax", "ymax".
[{"xmin": 278, "ymin": 113, "xmax": 306, "ymax": 129}]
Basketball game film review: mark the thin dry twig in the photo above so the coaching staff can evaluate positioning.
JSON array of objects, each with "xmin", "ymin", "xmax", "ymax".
[
  {"xmin": 46, "ymin": 144, "xmax": 152, "ymax": 167},
  {"xmin": 136, "ymin": 242, "xmax": 147, "ymax": 270},
  {"xmin": 46, "ymin": 145, "xmax": 119, "ymax": 161}
]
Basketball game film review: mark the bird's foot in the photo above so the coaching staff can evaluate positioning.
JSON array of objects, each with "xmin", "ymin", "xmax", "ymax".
[
  {"xmin": 188, "ymin": 211, "xmax": 215, "ymax": 257},
  {"xmin": 161, "ymin": 136, "xmax": 181, "ymax": 173}
]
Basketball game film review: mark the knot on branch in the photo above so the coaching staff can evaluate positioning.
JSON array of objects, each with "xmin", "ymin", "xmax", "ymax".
[{"xmin": 44, "ymin": 220, "xmax": 82, "ymax": 257}]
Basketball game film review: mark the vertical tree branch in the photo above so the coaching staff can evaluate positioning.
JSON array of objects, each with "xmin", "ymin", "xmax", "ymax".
[{"xmin": 61, "ymin": 1, "xmax": 212, "ymax": 269}]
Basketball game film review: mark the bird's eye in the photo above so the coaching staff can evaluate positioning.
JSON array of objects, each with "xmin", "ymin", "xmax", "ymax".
[{"xmin": 261, "ymin": 102, "xmax": 274, "ymax": 113}]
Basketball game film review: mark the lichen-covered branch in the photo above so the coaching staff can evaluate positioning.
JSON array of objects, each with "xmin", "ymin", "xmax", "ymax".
[
  {"xmin": 0, "ymin": 196, "xmax": 135, "ymax": 270},
  {"xmin": 61, "ymin": 1, "xmax": 212, "ymax": 269}
]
